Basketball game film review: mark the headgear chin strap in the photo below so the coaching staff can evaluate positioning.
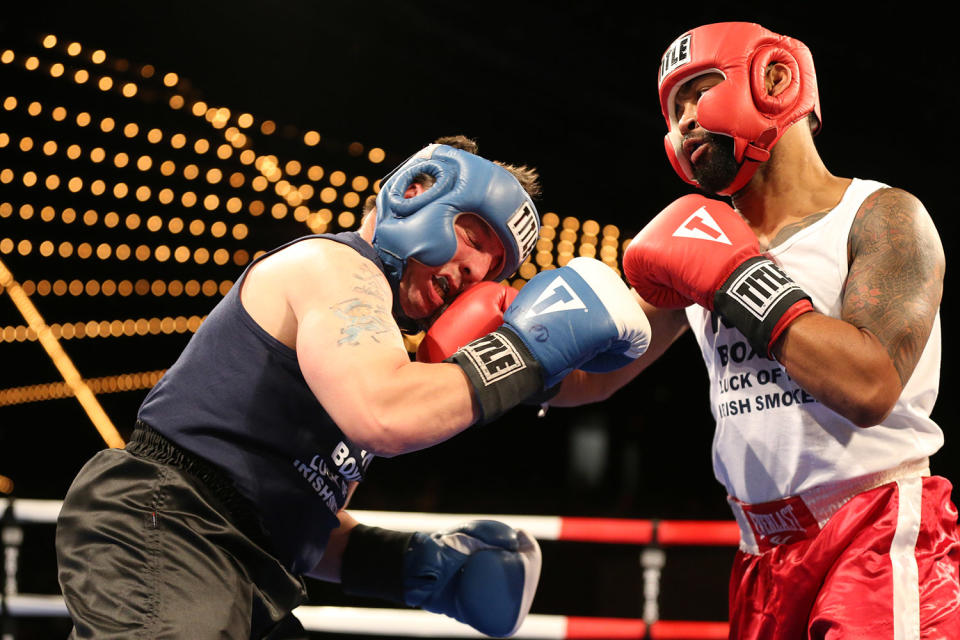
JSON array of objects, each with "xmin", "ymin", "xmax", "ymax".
[
  {"xmin": 373, "ymin": 144, "xmax": 540, "ymax": 288},
  {"xmin": 658, "ymin": 22, "xmax": 821, "ymax": 195}
]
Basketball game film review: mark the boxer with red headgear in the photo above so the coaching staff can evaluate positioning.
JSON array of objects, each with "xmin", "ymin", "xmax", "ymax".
[
  {"xmin": 658, "ymin": 22, "xmax": 821, "ymax": 195},
  {"xmin": 552, "ymin": 22, "xmax": 959, "ymax": 638}
]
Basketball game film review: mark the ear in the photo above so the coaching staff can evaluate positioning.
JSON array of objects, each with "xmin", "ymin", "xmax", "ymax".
[
  {"xmin": 765, "ymin": 62, "xmax": 793, "ymax": 97},
  {"xmin": 403, "ymin": 182, "xmax": 427, "ymax": 199}
]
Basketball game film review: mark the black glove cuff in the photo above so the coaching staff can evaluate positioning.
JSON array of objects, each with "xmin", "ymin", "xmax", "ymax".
[
  {"xmin": 340, "ymin": 524, "xmax": 413, "ymax": 603},
  {"xmin": 448, "ymin": 327, "xmax": 544, "ymax": 424},
  {"xmin": 714, "ymin": 256, "xmax": 811, "ymax": 358}
]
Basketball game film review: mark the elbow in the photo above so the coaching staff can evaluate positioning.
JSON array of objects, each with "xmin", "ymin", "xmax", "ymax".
[
  {"xmin": 848, "ymin": 403, "xmax": 894, "ymax": 429},
  {"xmin": 343, "ymin": 412, "xmax": 415, "ymax": 458},
  {"xmin": 351, "ymin": 425, "xmax": 410, "ymax": 458},
  {"xmin": 847, "ymin": 382, "xmax": 900, "ymax": 429}
]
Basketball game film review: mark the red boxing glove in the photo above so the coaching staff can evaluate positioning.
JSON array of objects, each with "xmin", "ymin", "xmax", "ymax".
[
  {"xmin": 416, "ymin": 281, "xmax": 518, "ymax": 363},
  {"xmin": 624, "ymin": 194, "xmax": 813, "ymax": 357}
]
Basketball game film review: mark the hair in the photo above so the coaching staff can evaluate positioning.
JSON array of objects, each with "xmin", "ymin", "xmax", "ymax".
[{"xmin": 363, "ymin": 134, "xmax": 542, "ymax": 213}]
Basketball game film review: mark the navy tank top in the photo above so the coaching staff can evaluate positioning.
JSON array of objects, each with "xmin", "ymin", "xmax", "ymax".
[{"xmin": 138, "ymin": 232, "xmax": 377, "ymax": 574}]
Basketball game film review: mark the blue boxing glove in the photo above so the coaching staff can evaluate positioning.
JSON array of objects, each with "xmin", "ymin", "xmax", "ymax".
[
  {"xmin": 448, "ymin": 257, "xmax": 651, "ymax": 422},
  {"xmin": 341, "ymin": 520, "xmax": 541, "ymax": 637},
  {"xmin": 404, "ymin": 520, "xmax": 541, "ymax": 637}
]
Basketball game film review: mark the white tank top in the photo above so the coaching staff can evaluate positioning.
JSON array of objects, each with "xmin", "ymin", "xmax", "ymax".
[{"xmin": 684, "ymin": 178, "xmax": 943, "ymax": 503}]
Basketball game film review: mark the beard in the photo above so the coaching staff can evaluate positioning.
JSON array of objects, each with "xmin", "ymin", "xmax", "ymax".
[{"xmin": 690, "ymin": 132, "xmax": 740, "ymax": 194}]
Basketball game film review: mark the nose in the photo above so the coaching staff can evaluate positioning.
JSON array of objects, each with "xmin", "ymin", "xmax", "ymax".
[
  {"xmin": 460, "ymin": 249, "xmax": 493, "ymax": 286},
  {"xmin": 677, "ymin": 100, "xmax": 698, "ymax": 134}
]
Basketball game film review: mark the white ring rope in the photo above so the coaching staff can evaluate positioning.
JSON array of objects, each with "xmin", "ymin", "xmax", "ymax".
[
  {"xmin": 0, "ymin": 499, "xmax": 738, "ymax": 545},
  {"xmin": 0, "ymin": 498, "xmax": 734, "ymax": 639}
]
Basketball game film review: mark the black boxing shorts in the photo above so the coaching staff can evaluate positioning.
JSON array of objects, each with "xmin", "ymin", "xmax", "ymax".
[{"xmin": 55, "ymin": 425, "xmax": 308, "ymax": 639}]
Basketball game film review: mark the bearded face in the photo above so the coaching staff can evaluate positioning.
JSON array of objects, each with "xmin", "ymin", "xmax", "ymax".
[{"xmin": 689, "ymin": 131, "xmax": 740, "ymax": 194}]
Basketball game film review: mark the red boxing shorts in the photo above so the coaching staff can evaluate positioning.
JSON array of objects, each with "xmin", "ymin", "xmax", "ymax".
[{"xmin": 728, "ymin": 475, "xmax": 960, "ymax": 639}]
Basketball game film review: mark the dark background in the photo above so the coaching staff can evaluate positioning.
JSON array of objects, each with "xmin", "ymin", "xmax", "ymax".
[{"xmin": 1, "ymin": 2, "xmax": 956, "ymax": 638}]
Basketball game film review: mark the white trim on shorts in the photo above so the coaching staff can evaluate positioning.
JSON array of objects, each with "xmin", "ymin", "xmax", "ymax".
[{"xmin": 891, "ymin": 476, "xmax": 923, "ymax": 640}]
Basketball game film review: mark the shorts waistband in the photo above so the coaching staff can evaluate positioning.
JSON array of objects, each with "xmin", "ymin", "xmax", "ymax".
[
  {"xmin": 729, "ymin": 458, "xmax": 931, "ymax": 555},
  {"xmin": 127, "ymin": 420, "xmax": 271, "ymax": 550}
]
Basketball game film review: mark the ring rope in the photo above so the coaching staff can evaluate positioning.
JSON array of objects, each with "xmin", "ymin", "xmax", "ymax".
[
  {"xmin": 0, "ymin": 499, "xmax": 739, "ymax": 545},
  {"xmin": 1, "ymin": 498, "xmax": 735, "ymax": 639}
]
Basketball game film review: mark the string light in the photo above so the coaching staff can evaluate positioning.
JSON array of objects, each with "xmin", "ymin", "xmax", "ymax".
[
  {"xmin": 0, "ymin": 370, "xmax": 168, "ymax": 407},
  {"xmin": 0, "ymin": 257, "xmax": 123, "ymax": 447},
  {"xmin": 0, "ymin": 33, "xmax": 635, "ymax": 390},
  {"xmin": 1, "ymin": 314, "xmax": 205, "ymax": 343},
  {"xmin": 1, "ymin": 229, "xmax": 250, "ymax": 268}
]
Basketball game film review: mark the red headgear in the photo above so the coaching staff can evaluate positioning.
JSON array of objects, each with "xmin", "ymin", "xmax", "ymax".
[{"xmin": 658, "ymin": 22, "xmax": 821, "ymax": 195}]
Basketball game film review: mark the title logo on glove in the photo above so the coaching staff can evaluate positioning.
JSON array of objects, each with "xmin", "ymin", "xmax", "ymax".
[
  {"xmin": 518, "ymin": 278, "xmax": 587, "ymax": 322},
  {"xmin": 725, "ymin": 261, "xmax": 802, "ymax": 320},
  {"xmin": 459, "ymin": 332, "xmax": 527, "ymax": 385},
  {"xmin": 672, "ymin": 207, "xmax": 732, "ymax": 245}
]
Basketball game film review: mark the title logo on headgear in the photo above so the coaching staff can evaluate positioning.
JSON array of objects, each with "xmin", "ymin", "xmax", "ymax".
[
  {"xmin": 507, "ymin": 201, "xmax": 538, "ymax": 264},
  {"xmin": 659, "ymin": 34, "xmax": 692, "ymax": 86}
]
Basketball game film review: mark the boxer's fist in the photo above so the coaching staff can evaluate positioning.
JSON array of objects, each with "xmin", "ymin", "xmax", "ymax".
[
  {"xmin": 404, "ymin": 520, "xmax": 541, "ymax": 637},
  {"xmin": 502, "ymin": 257, "xmax": 651, "ymax": 388},
  {"xmin": 623, "ymin": 194, "xmax": 762, "ymax": 309},
  {"xmin": 417, "ymin": 282, "xmax": 518, "ymax": 364},
  {"xmin": 447, "ymin": 257, "xmax": 651, "ymax": 422},
  {"xmin": 624, "ymin": 194, "xmax": 813, "ymax": 356},
  {"xmin": 340, "ymin": 520, "xmax": 540, "ymax": 638}
]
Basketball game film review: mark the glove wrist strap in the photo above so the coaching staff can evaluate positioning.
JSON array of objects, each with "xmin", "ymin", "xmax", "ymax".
[
  {"xmin": 448, "ymin": 327, "xmax": 544, "ymax": 424},
  {"xmin": 714, "ymin": 256, "xmax": 813, "ymax": 358},
  {"xmin": 340, "ymin": 524, "xmax": 413, "ymax": 603}
]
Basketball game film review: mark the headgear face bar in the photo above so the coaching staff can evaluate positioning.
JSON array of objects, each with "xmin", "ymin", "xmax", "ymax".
[{"xmin": 658, "ymin": 22, "xmax": 821, "ymax": 195}]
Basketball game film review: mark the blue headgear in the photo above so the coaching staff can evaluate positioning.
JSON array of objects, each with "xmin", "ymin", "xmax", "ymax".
[{"xmin": 373, "ymin": 144, "xmax": 540, "ymax": 287}]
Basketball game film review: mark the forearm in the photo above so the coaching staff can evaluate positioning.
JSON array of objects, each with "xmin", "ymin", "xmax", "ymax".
[
  {"xmin": 307, "ymin": 510, "xmax": 360, "ymax": 582},
  {"xmin": 772, "ymin": 312, "xmax": 902, "ymax": 427},
  {"xmin": 550, "ymin": 357, "xmax": 650, "ymax": 406},
  {"xmin": 329, "ymin": 361, "xmax": 480, "ymax": 458},
  {"xmin": 550, "ymin": 304, "xmax": 689, "ymax": 407}
]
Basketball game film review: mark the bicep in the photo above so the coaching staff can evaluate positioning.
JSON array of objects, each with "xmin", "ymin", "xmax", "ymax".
[
  {"xmin": 842, "ymin": 188, "xmax": 944, "ymax": 385},
  {"xmin": 290, "ymin": 251, "xmax": 410, "ymax": 432}
]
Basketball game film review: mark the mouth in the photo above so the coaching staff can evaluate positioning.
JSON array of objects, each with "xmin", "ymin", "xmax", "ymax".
[
  {"xmin": 431, "ymin": 274, "xmax": 451, "ymax": 305},
  {"xmin": 682, "ymin": 137, "xmax": 708, "ymax": 165}
]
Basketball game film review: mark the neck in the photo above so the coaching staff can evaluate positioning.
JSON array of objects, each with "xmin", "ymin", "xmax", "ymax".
[
  {"xmin": 358, "ymin": 210, "xmax": 376, "ymax": 244},
  {"xmin": 729, "ymin": 124, "xmax": 850, "ymax": 235}
]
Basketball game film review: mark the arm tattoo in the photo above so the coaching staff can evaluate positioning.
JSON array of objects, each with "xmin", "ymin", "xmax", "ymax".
[
  {"xmin": 843, "ymin": 188, "xmax": 944, "ymax": 385},
  {"xmin": 331, "ymin": 263, "xmax": 395, "ymax": 346},
  {"xmin": 351, "ymin": 263, "xmax": 389, "ymax": 298}
]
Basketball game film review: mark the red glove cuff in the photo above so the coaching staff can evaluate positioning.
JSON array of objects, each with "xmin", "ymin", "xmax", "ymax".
[{"xmin": 767, "ymin": 298, "xmax": 814, "ymax": 357}]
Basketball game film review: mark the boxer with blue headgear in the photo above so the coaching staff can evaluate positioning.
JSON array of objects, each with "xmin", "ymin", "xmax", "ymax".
[
  {"xmin": 372, "ymin": 143, "xmax": 540, "ymax": 312},
  {"xmin": 57, "ymin": 133, "xmax": 653, "ymax": 640}
]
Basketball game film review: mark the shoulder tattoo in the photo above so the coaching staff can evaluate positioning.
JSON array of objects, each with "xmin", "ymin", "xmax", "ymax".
[
  {"xmin": 843, "ymin": 188, "xmax": 944, "ymax": 384},
  {"xmin": 330, "ymin": 263, "xmax": 395, "ymax": 346},
  {"xmin": 760, "ymin": 211, "xmax": 829, "ymax": 251}
]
